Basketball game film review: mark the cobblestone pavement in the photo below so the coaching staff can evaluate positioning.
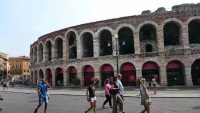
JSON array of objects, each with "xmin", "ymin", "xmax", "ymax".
[{"xmin": 0, "ymin": 92, "xmax": 200, "ymax": 113}]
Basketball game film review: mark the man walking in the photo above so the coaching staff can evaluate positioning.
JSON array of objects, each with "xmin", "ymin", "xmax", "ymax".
[
  {"xmin": 116, "ymin": 74, "xmax": 124, "ymax": 101},
  {"xmin": 34, "ymin": 78, "xmax": 51, "ymax": 113}
]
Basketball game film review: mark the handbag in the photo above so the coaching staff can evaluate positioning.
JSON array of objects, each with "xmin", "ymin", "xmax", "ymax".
[{"xmin": 145, "ymin": 97, "xmax": 152, "ymax": 106}]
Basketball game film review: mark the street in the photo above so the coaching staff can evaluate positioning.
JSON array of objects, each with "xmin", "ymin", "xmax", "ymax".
[{"xmin": 0, "ymin": 91, "xmax": 200, "ymax": 113}]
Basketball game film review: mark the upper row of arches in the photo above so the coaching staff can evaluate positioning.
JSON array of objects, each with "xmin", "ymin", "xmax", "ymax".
[{"xmin": 30, "ymin": 17, "xmax": 200, "ymax": 62}]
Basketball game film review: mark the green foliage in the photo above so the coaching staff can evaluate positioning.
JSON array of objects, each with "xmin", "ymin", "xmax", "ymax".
[
  {"xmin": 72, "ymin": 77, "xmax": 81, "ymax": 85},
  {"xmin": 136, "ymin": 77, "xmax": 142, "ymax": 86},
  {"xmin": 94, "ymin": 78, "xmax": 99, "ymax": 85}
]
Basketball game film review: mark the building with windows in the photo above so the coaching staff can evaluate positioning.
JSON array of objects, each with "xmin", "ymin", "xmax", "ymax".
[
  {"xmin": 0, "ymin": 52, "xmax": 10, "ymax": 80},
  {"xmin": 30, "ymin": 3, "xmax": 200, "ymax": 87},
  {"xmin": 9, "ymin": 56, "xmax": 30, "ymax": 81}
]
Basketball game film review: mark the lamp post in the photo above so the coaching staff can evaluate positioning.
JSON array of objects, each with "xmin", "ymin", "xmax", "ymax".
[{"xmin": 108, "ymin": 34, "xmax": 125, "ymax": 76}]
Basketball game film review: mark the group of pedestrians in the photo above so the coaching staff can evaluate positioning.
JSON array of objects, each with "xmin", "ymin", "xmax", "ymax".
[
  {"xmin": 85, "ymin": 74, "xmax": 154, "ymax": 113},
  {"xmin": 1, "ymin": 78, "xmax": 9, "ymax": 90}
]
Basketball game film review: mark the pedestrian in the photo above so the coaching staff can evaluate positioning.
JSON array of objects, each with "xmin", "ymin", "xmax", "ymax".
[
  {"xmin": 140, "ymin": 78, "xmax": 150, "ymax": 113},
  {"xmin": 57, "ymin": 80, "xmax": 60, "ymax": 87},
  {"xmin": 152, "ymin": 79, "xmax": 158, "ymax": 94},
  {"xmin": 6, "ymin": 81, "xmax": 9, "ymax": 90},
  {"xmin": 110, "ymin": 76, "xmax": 124, "ymax": 113},
  {"xmin": 116, "ymin": 74, "xmax": 124, "ymax": 101},
  {"xmin": 85, "ymin": 80, "xmax": 96, "ymax": 113},
  {"xmin": 102, "ymin": 78, "xmax": 112, "ymax": 108},
  {"xmin": 34, "ymin": 78, "xmax": 51, "ymax": 113},
  {"xmin": 2, "ymin": 79, "xmax": 7, "ymax": 90}
]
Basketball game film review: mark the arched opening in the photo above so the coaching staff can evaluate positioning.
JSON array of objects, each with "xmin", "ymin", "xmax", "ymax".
[
  {"xmin": 39, "ymin": 69, "xmax": 44, "ymax": 79},
  {"xmin": 45, "ymin": 41, "xmax": 52, "ymax": 61},
  {"xmin": 101, "ymin": 64, "xmax": 114, "ymax": 87},
  {"xmin": 68, "ymin": 32, "xmax": 77, "ymax": 59},
  {"xmin": 69, "ymin": 66, "xmax": 77, "ymax": 84},
  {"xmin": 55, "ymin": 68, "xmax": 63, "ymax": 86},
  {"xmin": 118, "ymin": 27, "xmax": 134, "ymax": 55},
  {"xmin": 120, "ymin": 63, "xmax": 136, "ymax": 86},
  {"xmin": 191, "ymin": 59, "xmax": 200, "ymax": 85},
  {"xmin": 146, "ymin": 44, "xmax": 152, "ymax": 52},
  {"xmin": 100, "ymin": 30, "xmax": 113, "ymax": 56},
  {"xmin": 189, "ymin": 20, "xmax": 200, "ymax": 44},
  {"xmin": 38, "ymin": 44, "xmax": 43, "ymax": 62},
  {"xmin": 164, "ymin": 22, "xmax": 180, "ymax": 46},
  {"xmin": 34, "ymin": 70, "xmax": 37, "ymax": 85},
  {"xmin": 46, "ymin": 68, "xmax": 52, "ymax": 86},
  {"xmin": 142, "ymin": 61, "xmax": 160, "ymax": 83},
  {"xmin": 55, "ymin": 38, "xmax": 63, "ymax": 58},
  {"xmin": 84, "ymin": 65, "xmax": 94, "ymax": 86},
  {"xmin": 140, "ymin": 24, "xmax": 156, "ymax": 41},
  {"xmin": 82, "ymin": 33, "xmax": 93, "ymax": 58},
  {"xmin": 166, "ymin": 61, "xmax": 184, "ymax": 85},
  {"xmin": 34, "ymin": 46, "xmax": 37, "ymax": 62}
]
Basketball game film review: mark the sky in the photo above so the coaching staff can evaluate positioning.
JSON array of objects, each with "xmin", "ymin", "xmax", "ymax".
[{"xmin": 0, "ymin": 0, "xmax": 199, "ymax": 57}]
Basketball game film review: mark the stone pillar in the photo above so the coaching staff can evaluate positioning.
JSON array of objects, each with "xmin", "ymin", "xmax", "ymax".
[
  {"xmin": 63, "ymin": 40, "xmax": 67, "ymax": 60},
  {"xmin": 157, "ymin": 26, "xmax": 165, "ymax": 52},
  {"xmin": 63, "ymin": 70, "xmax": 67, "ymax": 87},
  {"xmin": 52, "ymin": 69, "xmax": 55, "ymax": 87},
  {"xmin": 37, "ymin": 48, "xmax": 39, "ymax": 62},
  {"xmin": 43, "ymin": 45, "xmax": 46, "ymax": 62},
  {"xmin": 77, "ymin": 35, "xmax": 82, "ymax": 59},
  {"xmin": 136, "ymin": 68, "xmax": 142, "ymax": 79},
  {"xmin": 51, "ymin": 43, "xmax": 56, "ymax": 61},
  {"xmin": 93, "ymin": 36, "xmax": 99, "ymax": 57},
  {"xmin": 184, "ymin": 67, "xmax": 193, "ymax": 86},
  {"xmin": 133, "ymin": 31, "xmax": 141, "ymax": 54},
  {"xmin": 65, "ymin": 39, "xmax": 69, "ymax": 59},
  {"xmin": 159, "ymin": 66, "xmax": 167, "ymax": 86},
  {"xmin": 181, "ymin": 23, "xmax": 191, "ymax": 54}
]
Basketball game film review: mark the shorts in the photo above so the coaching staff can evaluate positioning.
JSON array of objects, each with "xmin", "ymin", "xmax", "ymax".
[
  {"xmin": 3, "ymin": 84, "xmax": 6, "ymax": 87},
  {"xmin": 141, "ymin": 94, "xmax": 147, "ymax": 105},
  {"xmin": 90, "ymin": 96, "xmax": 96, "ymax": 102},
  {"xmin": 39, "ymin": 96, "xmax": 48, "ymax": 106}
]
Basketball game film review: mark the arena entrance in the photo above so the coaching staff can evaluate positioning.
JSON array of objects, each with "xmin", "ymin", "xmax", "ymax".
[
  {"xmin": 142, "ymin": 61, "xmax": 159, "ymax": 83},
  {"xmin": 55, "ymin": 68, "xmax": 63, "ymax": 86},
  {"xmin": 84, "ymin": 65, "xmax": 94, "ymax": 86},
  {"xmin": 166, "ymin": 61, "xmax": 184, "ymax": 85},
  {"xmin": 46, "ymin": 69, "xmax": 52, "ymax": 86},
  {"xmin": 191, "ymin": 59, "xmax": 200, "ymax": 85},
  {"xmin": 101, "ymin": 64, "xmax": 114, "ymax": 87},
  {"xmin": 120, "ymin": 63, "xmax": 136, "ymax": 86},
  {"xmin": 69, "ymin": 66, "xmax": 77, "ymax": 84}
]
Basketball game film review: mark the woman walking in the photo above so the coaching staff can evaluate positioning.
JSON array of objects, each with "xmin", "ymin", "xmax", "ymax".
[
  {"xmin": 140, "ymin": 78, "xmax": 150, "ymax": 113},
  {"xmin": 85, "ymin": 80, "xmax": 96, "ymax": 113},
  {"xmin": 102, "ymin": 78, "xmax": 112, "ymax": 108},
  {"xmin": 110, "ymin": 76, "xmax": 124, "ymax": 113},
  {"xmin": 152, "ymin": 79, "xmax": 158, "ymax": 94}
]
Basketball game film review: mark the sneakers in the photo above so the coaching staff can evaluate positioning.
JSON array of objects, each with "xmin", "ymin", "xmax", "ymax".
[
  {"xmin": 85, "ymin": 111, "xmax": 87, "ymax": 113},
  {"xmin": 0, "ymin": 98, "xmax": 3, "ymax": 101}
]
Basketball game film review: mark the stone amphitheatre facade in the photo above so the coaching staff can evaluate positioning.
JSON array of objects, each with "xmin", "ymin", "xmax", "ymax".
[{"xmin": 30, "ymin": 3, "xmax": 200, "ymax": 87}]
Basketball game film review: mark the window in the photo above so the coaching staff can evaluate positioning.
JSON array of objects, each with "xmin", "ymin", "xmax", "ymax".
[
  {"xmin": 12, "ymin": 65, "xmax": 14, "ymax": 69},
  {"xmin": 16, "ymin": 65, "xmax": 18, "ymax": 68},
  {"xmin": 24, "ymin": 70, "xmax": 26, "ymax": 72},
  {"xmin": 27, "ymin": 70, "xmax": 29, "ymax": 72},
  {"xmin": 20, "ymin": 64, "xmax": 22, "ymax": 69}
]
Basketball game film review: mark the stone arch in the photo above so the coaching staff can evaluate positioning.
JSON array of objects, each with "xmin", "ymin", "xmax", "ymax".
[
  {"xmin": 116, "ymin": 24, "xmax": 136, "ymax": 33},
  {"xmin": 165, "ymin": 59, "xmax": 185, "ymax": 68},
  {"xmin": 55, "ymin": 67, "xmax": 64, "ymax": 86},
  {"xmin": 44, "ymin": 38, "xmax": 53, "ymax": 45},
  {"xmin": 117, "ymin": 26, "xmax": 135, "ymax": 55},
  {"xmin": 137, "ymin": 21, "xmax": 158, "ymax": 31},
  {"xmin": 66, "ymin": 30, "xmax": 77, "ymax": 59},
  {"xmin": 79, "ymin": 29, "xmax": 95, "ymax": 38},
  {"xmin": 54, "ymin": 36, "xmax": 63, "ymax": 58},
  {"xmin": 163, "ymin": 19, "xmax": 182, "ymax": 46},
  {"xmin": 38, "ymin": 43, "xmax": 43, "ymax": 62},
  {"xmin": 53, "ymin": 35, "xmax": 65, "ymax": 42},
  {"xmin": 96, "ymin": 26, "xmax": 114, "ymax": 37},
  {"xmin": 188, "ymin": 18, "xmax": 200, "ymax": 44},
  {"xmin": 44, "ymin": 39, "xmax": 52, "ymax": 61},
  {"xmin": 39, "ymin": 69, "xmax": 44, "ymax": 79},
  {"xmin": 186, "ymin": 16, "xmax": 200, "ymax": 24},
  {"xmin": 37, "ymin": 41, "xmax": 44, "ymax": 48},
  {"xmin": 99, "ymin": 29, "xmax": 113, "ymax": 56},
  {"xmin": 82, "ymin": 65, "xmax": 95, "ymax": 86},
  {"xmin": 33, "ymin": 46, "xmax": 37, "ymax": 62},
  {"xmin": 65, "ymin": 29, "xmax": 78, "ymax": 40},
  {"xmin": 80, "ymin": 31, "xmax": 94, "ymax": 58}
]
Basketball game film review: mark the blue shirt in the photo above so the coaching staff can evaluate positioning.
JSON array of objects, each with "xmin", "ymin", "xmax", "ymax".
[
  {"xmin": 116, "ymin": 80, "xmax": 124, "ymax": 95},
  {"xmin": 38, "ymin": 83, "xmax": 47, "ymax": 97}
]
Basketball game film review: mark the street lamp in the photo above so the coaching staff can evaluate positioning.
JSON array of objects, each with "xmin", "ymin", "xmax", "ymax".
[{"xmin": 108, "ymin": 34, "xmax": 125, "ymax": 76}]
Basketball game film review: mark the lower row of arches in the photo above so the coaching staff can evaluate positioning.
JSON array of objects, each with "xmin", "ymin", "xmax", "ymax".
[{"xmin": 31, "ymin": 59, "xmax": 200, "ymax": 86}]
